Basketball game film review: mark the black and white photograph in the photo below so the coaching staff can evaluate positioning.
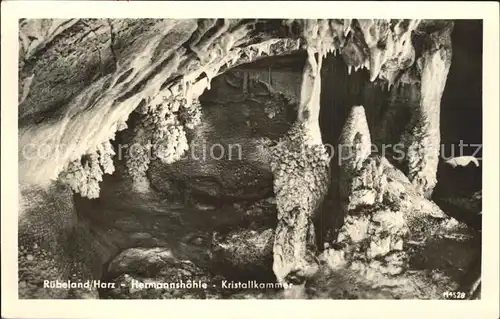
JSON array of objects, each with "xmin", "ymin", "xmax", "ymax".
[{"xmin": 1, "ymin": 1, "xmax": 499, "ymax": 318}]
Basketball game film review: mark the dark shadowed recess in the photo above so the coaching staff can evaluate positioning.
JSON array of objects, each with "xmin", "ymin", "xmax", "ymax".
[
  {"xmin": 441, "ymin": 19, "xmax": 482, "ymax": 155},
  {"xmin": 433, "ymin": 20, "xmax": 482, "ymax": 229}
]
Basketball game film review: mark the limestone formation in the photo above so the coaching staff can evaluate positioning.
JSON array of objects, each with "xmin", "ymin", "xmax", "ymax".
[
  {"xmin": 400, "ymin": 22, "xmax": 454, "ymax": 198},
  {"xmin": 319, "ymin": 105, "xmax": 474, "ymax": 298},
  {"xmin": 18, "ymin": 181, "xmax": 100, "ymax": 299},
  {"xmin": 269, "ymin": 23, "xmax": 333, "ymax": 287},
  {"xmin": 269, "ymin": 122, "xmax": 330, "ymax": 286},
  {"xmin": 16, "ymin": 19, "xmax": 471, "ymax": 300}
]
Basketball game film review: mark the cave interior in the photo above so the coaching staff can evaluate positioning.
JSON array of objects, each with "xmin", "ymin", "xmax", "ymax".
[{"xmin": 17, "ymin": 19, "xmax": 483, "ymax": 300}]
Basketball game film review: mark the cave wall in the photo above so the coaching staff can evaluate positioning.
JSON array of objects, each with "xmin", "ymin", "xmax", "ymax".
[
  {"xmin": 232, "ymin": 67, "xmax": 303, "ymax": 100},
  {"xmin": 17, "ymin": 18, "xmax": 304, "ymax": 187},
  {"xmin": 437, "ymin": 20, "xmax": 483, "ymax": 196},
  {"xmin": 319, "ymin": 55, "xmax": 391, "ymax": 148},
  {"xmin": 441, "ymin": 20, "xmax": 483, "ymax": 156},
  {"xmin": 147, "ymin": 67, "xmax": 299, "ymax": 203}
]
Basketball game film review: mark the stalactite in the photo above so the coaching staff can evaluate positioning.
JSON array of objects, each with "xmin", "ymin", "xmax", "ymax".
[
  {"xmin": 125, "ymin": 112, "xmax": 154, "ymax": 193},
  {"xmin": 355, "ymin": 19, "xmax": 421, "ymax": 82},
  {"xmin": 59, "ymin": 140, "xmax": 115, "ymax": 199},
  {"xmin": 125, "ymin": 94, "xmax": 202, "ymax": 192}
]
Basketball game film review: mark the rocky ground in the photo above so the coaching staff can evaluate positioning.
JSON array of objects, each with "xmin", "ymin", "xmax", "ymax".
[{"xmin": 66, "ymin": 128, "xmax": 481, "ymax": 300}]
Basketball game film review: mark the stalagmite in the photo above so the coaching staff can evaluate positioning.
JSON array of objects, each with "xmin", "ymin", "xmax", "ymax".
[
  {"xmin": 271, "ymin": 27, "xmax": 330, "ymax": 289},
  {"xmin": 338, "ymin": 106, "xmax": 372, "ymax": 172},
  {"xmin": 401, "ymin": 22, "xmax": 453, "ymax": 197},
  {"xmin": 324, "ymin": 105, "xmax": 449, "ymax": 292}
]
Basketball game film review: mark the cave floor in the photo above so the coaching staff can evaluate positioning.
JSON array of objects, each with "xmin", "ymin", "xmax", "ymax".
[
  {"xmin": 72, "ymin": 169, "xmax": 481, "ymax": 299},
  {"xmin": 76, "ymin": 173, "xmax": 248, "ymax": 268},
  {"xmin": 74, "ymin": 170, "xmax": 284, "ymax": 298}
]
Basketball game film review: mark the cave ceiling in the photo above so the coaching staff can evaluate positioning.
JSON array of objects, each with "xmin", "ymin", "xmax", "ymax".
[{"xmin": 18, "ymin": 18, "xmax": 453, "ymax": 186}]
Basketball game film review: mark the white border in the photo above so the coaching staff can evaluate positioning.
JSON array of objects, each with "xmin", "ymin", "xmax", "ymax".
[{"xmin": 1, "ymin": 2, "xmax": 499, "ymax": 318}]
